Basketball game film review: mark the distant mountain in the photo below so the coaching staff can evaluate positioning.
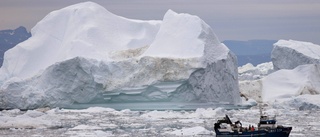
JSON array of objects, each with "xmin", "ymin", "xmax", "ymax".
[
  {"xmin": 0, "ymin": 26, "xmax": 31, "ymax": 67},
  {"xmin": 223, "ymin": 40, "xmax": 277, "ymax": 66}
]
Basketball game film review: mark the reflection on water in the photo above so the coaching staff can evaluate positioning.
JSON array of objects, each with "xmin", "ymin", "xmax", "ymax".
[{"xmin": 65, "ymin": 102, "xmax": 252, "ymax": 111}]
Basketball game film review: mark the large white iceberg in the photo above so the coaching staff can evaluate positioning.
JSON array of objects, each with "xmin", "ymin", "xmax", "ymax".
[
  {"xmin": 0, "ymin": 2, "xmax": 240, "ymax": 109},
  {"xmin": 272, "ymin": 39, "xmax": 320, "ymax": 70}
]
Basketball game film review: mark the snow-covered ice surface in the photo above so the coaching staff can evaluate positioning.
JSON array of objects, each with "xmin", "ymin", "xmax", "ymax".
[
  {"xmin": 0, "ymin": 106, "xmax": 319, "ymax": 136},
  {"xmin": 262, "ymin": 64, "xmax": 320, "ymax": 102}
]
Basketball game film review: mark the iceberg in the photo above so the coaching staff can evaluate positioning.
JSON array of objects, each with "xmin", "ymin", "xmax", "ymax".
[
  {"xmin": 240, "ymin": 40, "xmax": 320, "ymax": 103},
  {"xmin": 272, "ymin": 39, "xmax": 320, "ymax": 70},
  {"xmin": 0, "ymin": 2, "xmax": 240, "ymax": 109},
  {"xmin": 238, "ymin": 62, "xmax": 273, "ymax": 81},
  {"xmin": 239, "ymin": 64, "xmax": 320, "ymax": 103}
]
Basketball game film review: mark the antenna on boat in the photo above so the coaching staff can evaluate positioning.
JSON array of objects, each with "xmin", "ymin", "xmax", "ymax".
[
  {"xmin": 258, "ymin": 95, "xmax": 263, "ymax": 117},
  {"xmin": 259, "ymin": 104, "xmax": 263, "ymax": 117},
  {"xmin": 258, "ymin": 103, "xmax": 263, "ymax": 118}
]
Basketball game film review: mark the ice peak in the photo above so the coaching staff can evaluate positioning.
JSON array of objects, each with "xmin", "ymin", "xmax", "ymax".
[
  {"xmin": 274, "ymin": 39, "xmax": 320, "ymax": 59},
  {"xmin": 142, "ymin": 9, "xmax": 225, "ymax": 61}
]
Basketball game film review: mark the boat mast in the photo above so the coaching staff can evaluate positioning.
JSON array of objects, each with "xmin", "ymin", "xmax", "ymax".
[{"xmin": 259, "ymin": 103, "xmax": 263, "ymax": 117}]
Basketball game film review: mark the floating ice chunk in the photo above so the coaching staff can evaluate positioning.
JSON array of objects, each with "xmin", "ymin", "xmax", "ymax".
[{"xmin": 166, "ymin": 126, "xmax": 211, "ymax": 136}]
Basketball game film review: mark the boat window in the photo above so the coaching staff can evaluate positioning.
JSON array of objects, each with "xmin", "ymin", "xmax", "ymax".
[{"xmin": 260, "ymin": 120, "xmax": 276, "ymax": 124}]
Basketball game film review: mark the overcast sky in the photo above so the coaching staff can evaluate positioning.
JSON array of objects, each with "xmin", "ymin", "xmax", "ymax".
[{"xmin": 1, "ymin": 0, "xmax": 320, "ymax": 44}]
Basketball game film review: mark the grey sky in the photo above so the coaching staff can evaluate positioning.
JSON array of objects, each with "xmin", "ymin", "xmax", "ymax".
[{"xmin": 1, "ymin": 0, "xmax": 320, "ymax": 44}]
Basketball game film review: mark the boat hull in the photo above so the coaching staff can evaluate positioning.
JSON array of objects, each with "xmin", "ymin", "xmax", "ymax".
[{"xmin": 216, "ymin": 127, "xmax": 292, "ymax": 137}]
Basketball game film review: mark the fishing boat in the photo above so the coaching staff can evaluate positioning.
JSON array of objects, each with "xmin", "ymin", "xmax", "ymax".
[{"xmin": 214, "ymin": 114, "xmax": 292, "ymax": 137}]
